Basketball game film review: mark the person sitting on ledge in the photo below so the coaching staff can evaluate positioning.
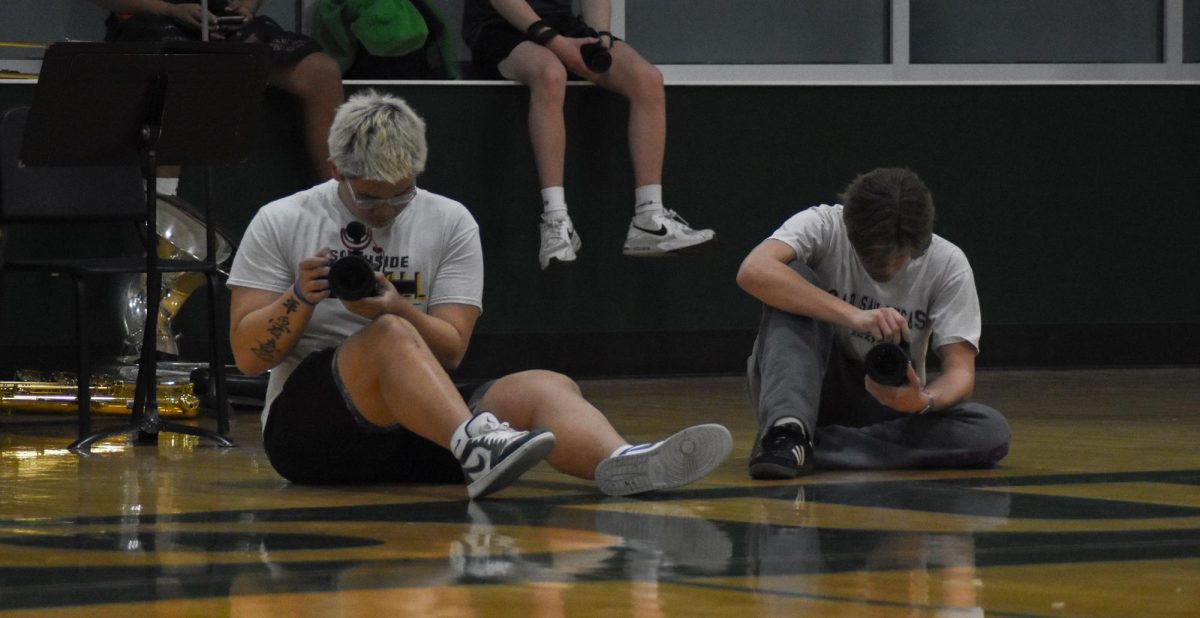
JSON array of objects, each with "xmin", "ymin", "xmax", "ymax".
[
  {"xmin": 462, "ymin": 0, "xmax": 716, "ymax": 269},
  {"xmin": 89, "ymin": 0, "xmax": 345, "ymax": 183}
]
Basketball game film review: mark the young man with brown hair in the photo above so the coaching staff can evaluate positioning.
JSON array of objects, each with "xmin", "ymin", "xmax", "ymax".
[{"xmin": 737, "ymin": 167, "xmax": 1010, "ymax": 479}]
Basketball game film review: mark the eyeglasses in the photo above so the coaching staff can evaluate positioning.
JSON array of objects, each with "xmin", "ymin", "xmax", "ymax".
[{"xmin": 344, "ymin": 181, "xmax": 418, "ymax": 211}]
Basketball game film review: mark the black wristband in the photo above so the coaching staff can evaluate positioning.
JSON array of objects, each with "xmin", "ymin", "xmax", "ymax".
[{"xmin": 526, "ymin": 19, "xmax": 558, "ymax": 45}]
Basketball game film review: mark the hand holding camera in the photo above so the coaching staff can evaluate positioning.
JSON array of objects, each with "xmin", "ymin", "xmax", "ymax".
[
  {"xmin": 327, "ymin": 253, "xmax": 379, "ymax": 301},
  {"xmin": 580, "ymin": 29, "xmax": 613, "ymax": 73},
  {"xmin": 865, "ymin": 340, "xmax": 912, "ymax": 386},
  {"xmin": 326, "ymin": 222, "xmax": 380, "ymax": 301}
]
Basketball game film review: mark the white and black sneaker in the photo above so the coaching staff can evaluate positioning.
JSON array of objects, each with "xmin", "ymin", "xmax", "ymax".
[
  {"xmin": 748, "ymin": 418, "xmax": 815, "ymax": 480},
  {"xmin": 538, "ymin": 214, "xmax": 582, "ymax": 270},
  {"xmin": 451, "ymin": 412, "xmax": 556, "ymax": 499},
  {"xmin": 595, "ymin": 424, "xmax": 732, "ymax": 496},
  {"xmin": 621, "ymin": 208, "xmax": 715, "ymax": 256}
]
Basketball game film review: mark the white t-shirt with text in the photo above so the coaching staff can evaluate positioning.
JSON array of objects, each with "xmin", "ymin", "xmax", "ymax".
[
  {"xmin": 768, "ymin": 204, "xmax": 981, "ymax": 384},
  {"xmin": 227, "ymin": 180, "xmax": 483, "ymax": 426}
]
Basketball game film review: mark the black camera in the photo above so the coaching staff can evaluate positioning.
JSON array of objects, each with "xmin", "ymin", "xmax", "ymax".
[
  {"xmin": 864, "ymin": 340, "xmax": 911, "ymax": 386},
  {"xmin": 580, "ymin": 30, "xmax": 614, "ymax": 73},
  {"xmin": 581, "ymin": 42, "xmax": 611, "ymax": 72},
  {"xmin": 327, "ymin": 222, "xmax": 378, "ymax": 301},
  {"xmin": 327, "ymin": 253, "xmax": 378, "ymax": 301}
]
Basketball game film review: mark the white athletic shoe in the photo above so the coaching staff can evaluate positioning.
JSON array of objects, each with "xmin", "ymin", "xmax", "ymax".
[
  {"xmin": 451, "ymin": 412, "xmax": 556, "ymax": 499},
  {"xmin": 621, "ymin": 209, "xmax": 715, "ymax": 256},
  {"xmin": 538, "ymin": 214, "xmax": 582, "ymax": 270},
  {"xmin": 595, "ymin": 423, "xmax": 732, "ymax": 496}
]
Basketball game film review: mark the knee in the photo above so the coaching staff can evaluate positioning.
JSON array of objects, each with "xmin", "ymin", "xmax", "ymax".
[
  {"xmin": 631, "ymin": 64, "xmax": 664, "ymax": 101},
  {"xmin": 280, "ymin": 53, "xmax": 344, "ymax": 98},
  {"xmin": 368, "ymin": 314, "xmax": 423, "ymax": 352},
  {"xmin": 509, "ymin": 369, "xmax": 581, "ymax": 396},
  {"xmin": 959, "ymin": 403, "xmax": 1012, "ymax": 466},
  {"xmin": 528, "ymin": 63, "xmax": 568, "ymax": 101}
]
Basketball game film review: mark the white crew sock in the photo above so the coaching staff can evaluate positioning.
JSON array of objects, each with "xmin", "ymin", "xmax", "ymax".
[
  {"xmin": 634, "ymin": 184, "xmax": 663, "ymax": 214},
  {"xmin": 541, "ymin": 186, "xmax": 568, "ymax": 219},
  {"xmin": 633, "ymin": 184, "xmax": 664, "ymax": 226}
]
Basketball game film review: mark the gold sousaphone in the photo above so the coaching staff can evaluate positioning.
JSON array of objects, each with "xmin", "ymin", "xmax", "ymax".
[
  {"xmin": 0, "ymin": 371, "xmax": 199, "ymax": 418},
  {"xmin": 2, "ymin": 194, "xmax": 233, "ymax": 418}
]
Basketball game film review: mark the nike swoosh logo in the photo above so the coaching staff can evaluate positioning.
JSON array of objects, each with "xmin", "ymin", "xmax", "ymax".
[{"xmin": 632, "ymin": 224, "xmax": 668, "ymax": 236}]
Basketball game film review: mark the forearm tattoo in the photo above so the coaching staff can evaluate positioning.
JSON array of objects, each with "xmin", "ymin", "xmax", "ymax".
[{"xmin": 251, "ymin": 315, "xmax": 292, "ymax": 363}]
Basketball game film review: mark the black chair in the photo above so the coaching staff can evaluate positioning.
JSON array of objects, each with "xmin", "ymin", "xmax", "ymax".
[{"xmin": 0, "ymin": 105, "xmax": 233, "ymax": 449}]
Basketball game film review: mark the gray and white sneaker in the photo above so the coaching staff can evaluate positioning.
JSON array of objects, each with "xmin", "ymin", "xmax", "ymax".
[
  {"xmin": 595, "ymin": 423, "xmax": 732, "ymax": 496},
  {"xmin": 621, "ymin": 209, "xmax": 715, "ymax": 256},
  {"xmin": 538, "ymin": 214, "xmax": 582, "ymax": 270},
  {"xmin": 451, "ymin": 412, "xmax": 556, "ymax": 499}
]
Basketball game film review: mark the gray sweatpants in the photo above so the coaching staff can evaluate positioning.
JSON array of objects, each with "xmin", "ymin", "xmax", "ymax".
[{"xmin": 746, "ymin": 262, "xmax": 1011, "ymax": 470}]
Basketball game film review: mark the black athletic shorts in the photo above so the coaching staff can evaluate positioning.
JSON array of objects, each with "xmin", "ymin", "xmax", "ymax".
[
  {"xmin": 466, "ymin": 13, "xmax": 615, "ymax": 78},
  {"xmin": 262, "ymin": 346, "xmax": 491, "ymax": 485}
]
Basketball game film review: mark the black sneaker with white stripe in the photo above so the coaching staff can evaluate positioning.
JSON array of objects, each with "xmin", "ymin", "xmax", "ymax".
[
  {"xmin": 749, "ymin": 419, "xmax": 815, "ymax": 480},
  {"xmin": 451, "ymin": 412, "xmax": 556, "ymax": 499}
]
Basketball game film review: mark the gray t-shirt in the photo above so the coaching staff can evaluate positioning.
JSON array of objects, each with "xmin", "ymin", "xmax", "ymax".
[
  {"xmin": 227, "ymin": 180, "xmax": 483, "ymax": 425},
  {"xmin": 768, "ymin": 204, "xmax": 981, "ymax": 384}
]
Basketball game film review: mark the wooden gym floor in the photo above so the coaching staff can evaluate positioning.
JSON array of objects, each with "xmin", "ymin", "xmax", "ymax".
[{"xmin": 1, "ymin": 367, "xmax": 1199, "ymax": 616}]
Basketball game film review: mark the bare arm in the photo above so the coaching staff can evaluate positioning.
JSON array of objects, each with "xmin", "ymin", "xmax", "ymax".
[
  {"xmin": 865, "ymin": 341, "xmax": 977, "ymax": 413},
  {"xmin": 229, "ymin": 285, "xmax": 315, "ymax": 377},
  {"xmin": 86, "ymin": 0, "xmax": 262, "ymax": 27},
  {"xmin": 230, "ymin": 260, "xmax": 478, "ymax": 376},
  {"xmin": 580, "ymin": 0, "xmax": 611, "ymax": 32},
  {"xmin": 87, "ymin": 0, "xmax": 177, "ymax": 13},
  {"xmin": 488, "ymin": 0, "xmax": 600, "ymax": 76},
  {"xmin": 86, "ymin": 0, "xmax": 214, "ymax": 29},
  {"xmin": 487, "ymin": 0, "xmax": 547, "ymax": 32},
  {"xmin": 736, "ymin": 239, "xmax": 911, "ymax": 343}
]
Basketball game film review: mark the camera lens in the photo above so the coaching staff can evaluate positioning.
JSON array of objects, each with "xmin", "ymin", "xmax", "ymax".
[
  {"xmin": 581, "ymin": 43, "xmax": 611, "ymax": 72},
  {"xmin": 327, "ymin": 254, "xmax": 377, "ymax": 301},
  {"xmin": 865, "ymin": 342, "xmax": 910, "ymax": 386}
]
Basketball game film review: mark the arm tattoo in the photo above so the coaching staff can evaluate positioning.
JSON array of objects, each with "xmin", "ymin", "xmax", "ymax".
[
  {"xmin": 250, "ymin": 338, "xmax": 278, "ymax": 362},
  {"xmin": 266, "ymin": 315, "xmax": 291, "ymax": 339},
  {"xmin": 250, "ymin": 316, "xmax": 292, "ymax": 362},
  {"xmin": 283, "ymin": 297, "xmax": 300, "ymax": 313}
]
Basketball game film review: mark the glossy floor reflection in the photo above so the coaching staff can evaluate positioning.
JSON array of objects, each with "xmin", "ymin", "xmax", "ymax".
[{"xmin": 1, "ymin": 368, "xmax": 1199, "ymax": 616}]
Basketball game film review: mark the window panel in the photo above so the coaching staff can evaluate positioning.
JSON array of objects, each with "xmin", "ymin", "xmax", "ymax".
[{"xmin": 911, "ymin": 0, "xmax": 1161, "ymax": 63}]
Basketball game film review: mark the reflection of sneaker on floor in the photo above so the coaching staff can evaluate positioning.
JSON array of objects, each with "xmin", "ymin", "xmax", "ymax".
[
  {"xmin": 449, "ymin": 501, "xmax": 521, "ymax": 579},
  {"xmin": 595, "ymin": 424, "xmax": 732, "ymax": 496},
  {"xmin": 749, "ymin": 418, "xmax": 815, "ymax": 480},
  {"xmin": 539, "ymin": 213, "xmax": 582, "ymax": 269},
  {"xmin": 594, "ymin": 499, "xmax": 735, "ymax": 574},
  {"xmin": 451, "ymin": 412, "xmax": 556, "ymax": 499},
  {"xmin": 621, "ymin": 209, "xmax": 715, "ymax": 256}
]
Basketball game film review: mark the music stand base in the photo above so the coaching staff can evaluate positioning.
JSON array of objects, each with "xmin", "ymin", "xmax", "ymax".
[{"xmin": 69, "ymin": 418, "xmax": 235, "ymax": 452}]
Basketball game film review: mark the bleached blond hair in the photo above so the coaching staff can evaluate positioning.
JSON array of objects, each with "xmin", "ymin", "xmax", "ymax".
[{"xmin": 328, "ymin": 90, "xmax": 427, "ymax": 183}]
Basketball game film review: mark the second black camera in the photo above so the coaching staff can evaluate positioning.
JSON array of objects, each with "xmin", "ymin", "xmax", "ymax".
[{"xmin": 865, "ymin": 340, "xmax": 912, "ymax": 386}]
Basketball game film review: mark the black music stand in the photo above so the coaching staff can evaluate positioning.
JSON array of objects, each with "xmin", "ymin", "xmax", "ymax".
[{"xmin": 20, "ymin": 41, "xmax": 269, "ymax": 451}]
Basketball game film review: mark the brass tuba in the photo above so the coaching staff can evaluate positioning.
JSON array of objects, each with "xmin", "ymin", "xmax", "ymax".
[
  {"xmin": 118, "ymin": 193, "xmax": 235, "ymax": 362},
  {"xmin": 3, "ymin": 194, "xmax": 232, "ymax": 418},
  {"xmin": 0, "ymin": 371, "xmax": 199, "ymax": 417}
]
